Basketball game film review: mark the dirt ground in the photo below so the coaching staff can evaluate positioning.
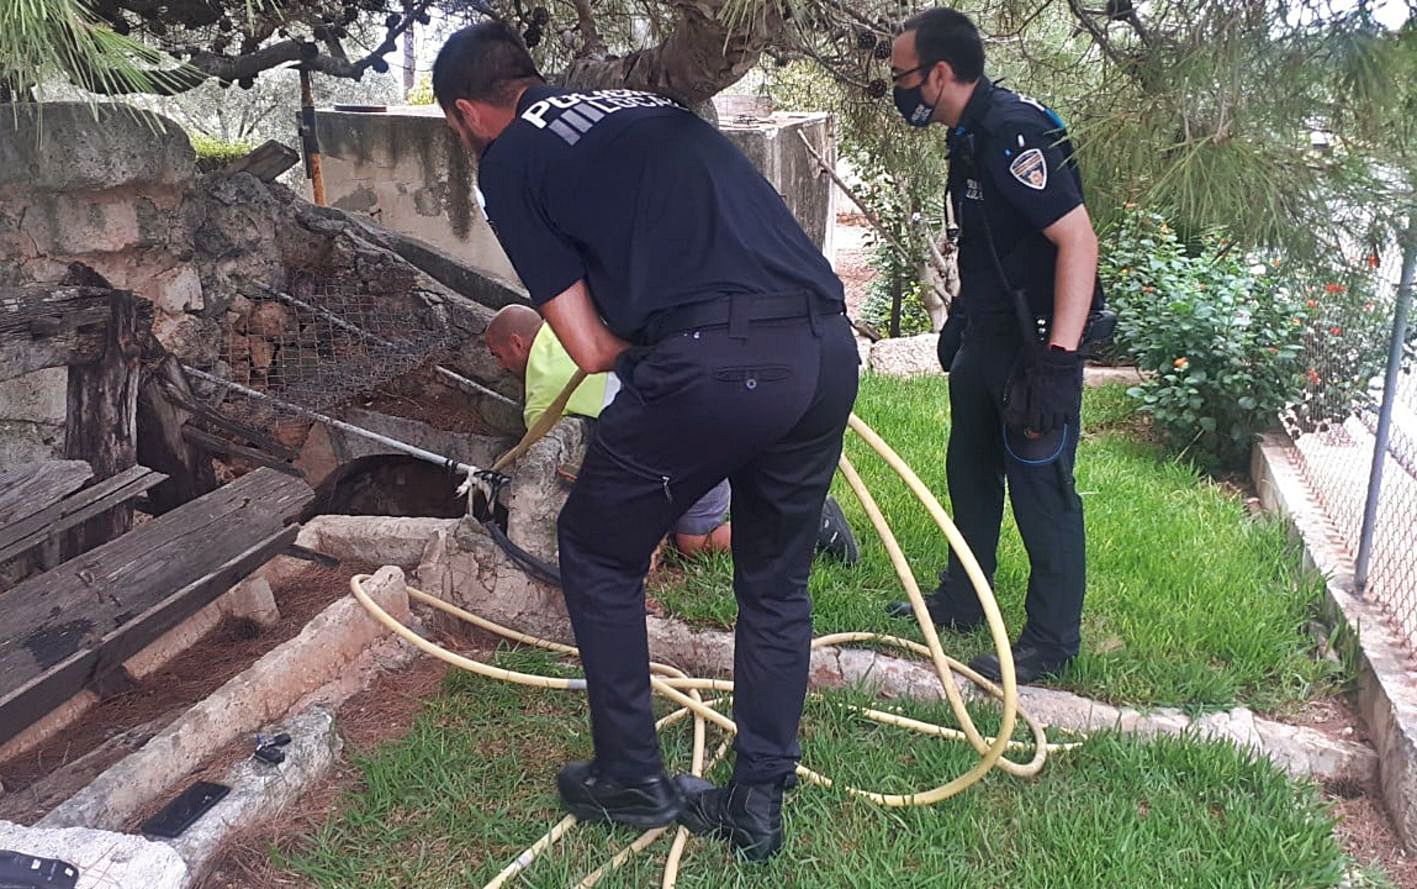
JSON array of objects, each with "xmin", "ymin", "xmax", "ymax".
[{"xmin": 0, "ymin": 563, "xmax": 367, "ymax": 822}]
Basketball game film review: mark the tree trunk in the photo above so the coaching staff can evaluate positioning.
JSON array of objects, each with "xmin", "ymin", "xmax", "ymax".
[
  {"xmin": 62, "ymin": 291, "xmax": 145, "ymax": 556},
  {"xmin": 559, "ymin": 0, "xmax": 784, "ymax": 107},
  {"xmin": 403, "ymin": 24, "xmax": 417, "ymax": 99}
]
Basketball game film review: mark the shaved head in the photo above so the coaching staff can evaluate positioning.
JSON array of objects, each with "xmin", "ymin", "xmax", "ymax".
[{"xmin": 486, "ymin": 304, "xmax": 543, "ymax": 376}]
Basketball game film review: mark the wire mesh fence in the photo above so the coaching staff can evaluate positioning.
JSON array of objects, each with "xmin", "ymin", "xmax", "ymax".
[
  {"xmin": 1281, "ymin": 218, "xmax": 1417, "ymax": 647},
  {"xmin": 194, "ymin": 274, "xmax": 460, "ymax": 434}
]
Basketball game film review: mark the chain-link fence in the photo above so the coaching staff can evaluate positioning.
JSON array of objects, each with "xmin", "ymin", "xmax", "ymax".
[
  {"xmin": 192, "ymin": 275, "xmax": 461, "ymax": 434},
  {"xmin": 1281, "ymin": 216, "xmax": 1417, "ymax": 646}
]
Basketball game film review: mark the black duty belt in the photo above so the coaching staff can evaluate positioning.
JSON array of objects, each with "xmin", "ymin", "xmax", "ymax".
[{"xmin": 640, "ymin": 291, "xmax": 844, "ymax": 344}]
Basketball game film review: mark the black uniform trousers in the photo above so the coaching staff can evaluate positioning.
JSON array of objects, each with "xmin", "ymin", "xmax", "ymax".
[
  {"xmin": 557, "ymin": 305, "xmax": 858, "ymax": 785},
  {"xmin": 939, "ymin": 320, "xmax": 1087, "ymax": 658}
]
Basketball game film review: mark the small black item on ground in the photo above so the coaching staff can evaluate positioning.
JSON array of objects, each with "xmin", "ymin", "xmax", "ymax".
[
  {"xmin": 0, "ymin": 850, "xmax": 79, "ymax": 889},
  {"xmin": 140, "ymin": 781, "xmax": 231, "ymax": 838},
  {"xmin": 253, "ymin": 731, "xmax": 293, "ymax": 766}
]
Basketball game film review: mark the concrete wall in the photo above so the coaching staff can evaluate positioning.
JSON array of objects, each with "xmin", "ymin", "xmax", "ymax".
[
  {"xmin": 314, "ymin": 106, "xmax": 525, "ymax": 293},
  {"xmin": 718, "ymin": 111, "xmax": 835, "ymax": 259},
  {"xmin": 313, "ymin": 102, "xmax": 836, "ymax": 294}
]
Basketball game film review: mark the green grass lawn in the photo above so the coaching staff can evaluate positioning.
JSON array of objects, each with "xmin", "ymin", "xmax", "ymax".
[
  {"xmin": 652, "ymin": 377, "xmax": 1335, "ymax": 714},
  {"xmin": 275, "ymin": 653, "xmax": 1367, "ymax": 889}
]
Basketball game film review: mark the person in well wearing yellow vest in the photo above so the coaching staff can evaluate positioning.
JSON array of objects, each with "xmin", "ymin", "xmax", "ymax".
[{"xmin": 485, "ymin": 304, "xmax": 858, "ymax": 561}]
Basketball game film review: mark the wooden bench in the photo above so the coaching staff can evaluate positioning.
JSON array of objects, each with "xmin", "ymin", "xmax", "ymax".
[{"xmin": 0, "ymin": 468, "xmax": 314, "ymax": 745}]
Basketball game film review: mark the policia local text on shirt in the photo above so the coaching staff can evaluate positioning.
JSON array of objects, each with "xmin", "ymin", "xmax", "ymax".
[
  {"xmin": 885, "ymin": 9, "xmax": 1104, "ymax": 685},
  {"xmin": 433, "ymin": 21, "xmax": 858, "ymax": 861}
]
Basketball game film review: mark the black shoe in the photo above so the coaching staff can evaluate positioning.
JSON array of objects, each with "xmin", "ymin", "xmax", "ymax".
[
  {"xmin": 885, "ymin": 591, "xmax": 984, "ymax": 632},
  {"xmin": 675, "ymin": 775, "xmax": 784, "ymax": 862},
  {"xmin": 557, "ymin": 761, "xmax": 684, "ymax": 828},
  {"xmin": 815, "ymin": 496, "xmax": 859, "ymax": 565},
  {"xmin": 968, "ymin": 644, "xmax": 1072, "ymax": 685}
]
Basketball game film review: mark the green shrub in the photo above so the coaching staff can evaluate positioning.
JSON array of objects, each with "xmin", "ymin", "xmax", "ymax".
[
  {"xmin": 1102, "ymin": 209, "xmax": 1307, "ymax": 469},
  {"xmin": 407, "ymin": 73, "xmax": 434, "ymax": 106},
  {"xmin": 188, "ymin": 132, "xmax": 254, "ymax": 172},
  {"xmin": 858, "ymin": 237, "xmax": 933, "ymax": 337}
]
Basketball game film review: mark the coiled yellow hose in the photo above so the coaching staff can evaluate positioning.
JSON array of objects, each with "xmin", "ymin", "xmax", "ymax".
[{"xmin": 349, "ymin": 411, "xmax": 1072, "ymax": 888}]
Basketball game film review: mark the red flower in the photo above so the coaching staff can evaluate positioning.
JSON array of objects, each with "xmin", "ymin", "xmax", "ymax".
[
  {"xmin": 1325, "ymin": 282, "xmax": 1345, "ymax": 294},
  {"xmin": 1306, "ymin": 299, "xmax": 1318, "ymax": 308},
  {"xmin": 1330, "ymin": 326, "xmax": 1343, "ymax": 336},
  {"xmin": 1307, "ymin": 368, "xmax": 1321, "ymax": 386}
]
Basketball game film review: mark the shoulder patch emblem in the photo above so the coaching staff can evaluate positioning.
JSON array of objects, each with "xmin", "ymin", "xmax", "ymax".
[{"xmin": 1009, "ymin": 147, "xmax": 1047, "ymax": 190}]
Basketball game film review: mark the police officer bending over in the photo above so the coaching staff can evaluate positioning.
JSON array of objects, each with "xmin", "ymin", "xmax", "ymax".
[
  {"xmin": 885, "ymin": 9, "xmax": 1101, "ymax": 684},
  {"xmin": 433, "ymin": 23, "xmax": 859, "ymax": 860}
]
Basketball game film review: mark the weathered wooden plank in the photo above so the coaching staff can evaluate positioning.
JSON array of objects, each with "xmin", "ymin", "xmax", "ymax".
[
  {"xmin": 182, "ymin": 426, "xmax": 300, "ymax": 476},
  {"xmin": 62, "ymin": 290, "xmax": 142, "ymax": 555},
  {"xmin": 137, "ymin": 358, "xmax": 219, "ymax": 514},
  {"xmin": 0, "ymin": 461, "xmax": 93, "ymax": 529},
  {"xmin": 221, "ymin": 139, "xmax": 299, "ymax": 182},
  {"xmin": 0, "ymin": 465, "xmax": 167, "ymax": 564},
  {"xmin": 0, "ymin": 287, "xmax": 113, "ymax": 382},
  {"xmin": 0, "ymin": 523, "xmax": 300, "ymax": 747},
  {"xmin": 0, "ymin": 468, "xmax": 314, "ymax": 743}
]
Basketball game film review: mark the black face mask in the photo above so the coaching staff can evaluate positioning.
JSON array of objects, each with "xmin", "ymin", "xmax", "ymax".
[{"xmin": 893, "ymin": 82, "xmax": 936, "ymax": 128}]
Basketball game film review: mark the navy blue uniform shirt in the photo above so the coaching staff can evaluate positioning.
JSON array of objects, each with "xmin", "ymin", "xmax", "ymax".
[
  {"xmin": 946, "ymin": 78, "xmax": 1088, "ymax": 317},
  {"xmin": 477, "ymin": 85, "xmax": 844, "ymax": 342}
]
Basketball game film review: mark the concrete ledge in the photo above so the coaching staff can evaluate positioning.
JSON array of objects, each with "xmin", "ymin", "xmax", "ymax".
[
  {"xmin": 1252, "ymin": 430, "xmax": 1417, "ymax": 850},
  {"xmin": 162, "ymin": 706, "xmax": 341, "ymax": 881},
  {"xmin": 39, "ymin": 566, "xmax": 409, "ymax": 831},
  {"xmin": 0, "ymin": 819, "xmax": 188, "ymax": 888},
  {"xmin": 296, "ymin": 515, "xmax": 459, "ymax": 570}
]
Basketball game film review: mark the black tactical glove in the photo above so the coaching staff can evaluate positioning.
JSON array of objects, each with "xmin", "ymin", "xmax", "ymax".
[{"xmin": 1003, "ymin": 345, "xmax": 1084, "ymax": 435}]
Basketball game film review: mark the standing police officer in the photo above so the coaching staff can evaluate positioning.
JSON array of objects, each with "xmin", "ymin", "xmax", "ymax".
[
  {"xmin": 433, "ymin": 22, "xmax": 858, "ymax": 859},
  {"xmin": 884, "ymin": 9, "xmax": 1100, "ymax": 684}
]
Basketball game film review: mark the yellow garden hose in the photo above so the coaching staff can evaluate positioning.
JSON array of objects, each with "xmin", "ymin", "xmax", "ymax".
[{"xmin": 349, "ymin": 406, "xmax": 1076, "ymax": 888}]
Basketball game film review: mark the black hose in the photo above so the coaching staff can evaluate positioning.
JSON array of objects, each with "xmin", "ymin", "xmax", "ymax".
[{"xmin": 482, "ymin": 518, "xmax": 562, "ymax": 587}]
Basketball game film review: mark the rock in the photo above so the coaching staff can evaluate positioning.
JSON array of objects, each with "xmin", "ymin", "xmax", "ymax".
[
  {"xmin": 161, "ymin": 707, "xmax": 341, "ymax": 878},
  {"xmin": 0, "ymin": 820, "xmax": 188, "ymax": 889},
  {"xmin": 1252, "ymin": 719, "xmax": 1379, "ymax": 784},
  {"xmin": 505, "ymin": 418, "xmax": 590, "ymax": 563},
  {"xmin": 223, "ymin": 575, "xmax": 280, "ymax": 628},
  {"xmin": 248, "ymin": 335, "xmax": 275, "ymax": 372},
  {"xmin": 297, "ymin": 515, "xmax": 458, "ymax": 569},
  {"xmin": 869, "ymin": 333, "xmax": 941, "ymax": 378},
  {"xmin": 1193, "ymin": 706, "xmax": 1262, "ymax": 752},
  {"xmin": 269, "ymin": 419, "xmax": 312, "ymax": 452},
  {"xmin": 153, "ymin": 313, "xmax": 220, "ymax": 365},
  {"xmin": 246, "ymin": 301, "xmax": 294, "ymax": 338},
  {"xmin": 153, "ymin": 265, "xmax": 203, "ymax": 315}
]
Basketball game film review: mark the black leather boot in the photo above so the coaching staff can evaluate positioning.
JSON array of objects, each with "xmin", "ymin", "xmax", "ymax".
[
  {"xmin": 968, "ymin": 644, "xmax": 1072, "ymax": 685},
  {"xmin": 557, "ymin": 761, "xmax": 684, "ymax": 828},
  {"xmin": 675, "ymin": 775, "xmax": 784, "ymax": 861}
]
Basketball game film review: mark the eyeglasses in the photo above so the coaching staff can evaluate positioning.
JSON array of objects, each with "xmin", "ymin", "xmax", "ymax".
[{"xmin": 890, "ymin": 62, "xmax": 934, "ymax": 83}]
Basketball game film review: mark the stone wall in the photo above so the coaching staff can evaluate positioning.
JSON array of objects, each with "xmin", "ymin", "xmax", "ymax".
[
  {"xmin": 313, "ymin": 101, "xmax": 837, "ymax": 291},
  {"xmin": 1, "ymin": 102, "xmax": 526, "ymax": 468}
]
